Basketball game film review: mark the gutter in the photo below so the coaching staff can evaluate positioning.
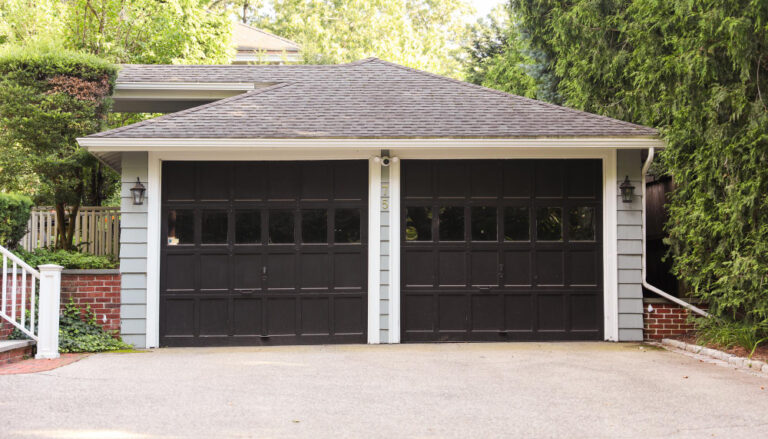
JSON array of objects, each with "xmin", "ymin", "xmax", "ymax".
[{"xmin": 641, "ymin": 147, "xmax": 709, "ymax": 317}]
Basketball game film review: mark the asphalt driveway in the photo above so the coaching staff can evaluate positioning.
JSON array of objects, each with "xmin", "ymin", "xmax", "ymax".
[{"xmin": 1, "ymin": 342, "xmax": 767, "ymax": 438}]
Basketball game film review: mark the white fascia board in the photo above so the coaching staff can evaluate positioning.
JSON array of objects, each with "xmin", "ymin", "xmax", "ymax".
[
  {"xmin": 115, "ymin": 82, "xmax": 260, "ymax": 91},
  {"xmin": 78, "ymin": 137, "xmax": 665, "ymax": 151}
]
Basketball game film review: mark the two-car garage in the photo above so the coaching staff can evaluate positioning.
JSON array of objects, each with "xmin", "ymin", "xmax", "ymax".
[{"xmin": 159, "ymin": 159, "xmax": 603, "ymax": 346}]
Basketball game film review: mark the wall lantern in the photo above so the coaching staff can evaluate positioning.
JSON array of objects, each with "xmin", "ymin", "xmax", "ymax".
[
  {"xmin": 619, "ymin": 176, "xmax": 635, "ymax": 203},
  {"xmin": 130, "ymin": 177, "xmax": 146, "ymax": 205}
]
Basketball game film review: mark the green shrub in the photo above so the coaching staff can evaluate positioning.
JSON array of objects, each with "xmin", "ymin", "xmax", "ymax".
[
  {"xmin": 58, "ymin": 298, "xmax": 131, "ymax": 353},
  {"xmin": 695, "ymin": 318, "xmax": 768, "ymax": 359},
  {"xmin": 13, "ymin": 248, "xmax": 117, "ymax": 269},
  {"xmin": 0, "ymin": 193, "xmax": 33, "ymax": 248}
]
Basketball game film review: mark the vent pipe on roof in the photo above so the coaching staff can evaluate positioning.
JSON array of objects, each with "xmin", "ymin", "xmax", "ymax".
[{"xmin": 641, "ymin": 147, "xmax": 709, "ymax": 317}]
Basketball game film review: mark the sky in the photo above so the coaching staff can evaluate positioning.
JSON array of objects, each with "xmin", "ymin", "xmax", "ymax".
[{"xmin": 470, "ymin": 0, "xmax": 505, "ymax": 19}]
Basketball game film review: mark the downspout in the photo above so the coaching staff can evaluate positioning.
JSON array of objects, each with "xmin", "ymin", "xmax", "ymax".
[{"xmin": 641, "ymin": 148, "xmax": 709, "ymax": 317}]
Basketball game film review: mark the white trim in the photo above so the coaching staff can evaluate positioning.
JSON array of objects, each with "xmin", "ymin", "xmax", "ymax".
[
  {"xmin": 367, "ymin": 158, "xmax": 382, "ymax": 344},
  {"xmin": 603, "ymin": 150, "xmax": 619, "ymax": 341},
  {"xmin": 149, "ymin": 149, "xmax": 379, "ymax": 162},
  {"xmin": 78, "ymin": 137, "xmax": 664, "ymax": 151},
  {"xmin": 145, "ymin": 152, "xmax": 162, "ymax": 348},
  {"xmin": 115, "ymin": 82, "xmax": 260, "ymax": 91},
  {"xmin": 387, "ymin": 158, "xmax": 401, "ymax": 343}
]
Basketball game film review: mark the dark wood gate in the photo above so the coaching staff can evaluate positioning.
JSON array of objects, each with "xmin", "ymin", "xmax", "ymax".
[
  {"xmin": 401, "ymin": 159, "xmax": 603, "ymax": 342},
  {"xmin": 160, "ymin": 161, "xmax": 368, "ymax": 346}
]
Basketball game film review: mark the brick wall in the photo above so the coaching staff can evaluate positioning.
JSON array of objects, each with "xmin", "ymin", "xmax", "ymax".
[
  {"xmin": 1, "ymin": 270, "xmax": 121, "ymax": 340},
  {"xmin": 643, "ymin": 300, "xmax": 703, "ymax": 340},
  {"xmin": 60, "ymin": 271, "xmax": 121, "ymax": 333}
]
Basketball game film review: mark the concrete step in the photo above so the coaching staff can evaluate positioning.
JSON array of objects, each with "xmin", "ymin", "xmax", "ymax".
[{"xmin": 0, "ymin": 340, "xmax": 36, "ymax": 364}]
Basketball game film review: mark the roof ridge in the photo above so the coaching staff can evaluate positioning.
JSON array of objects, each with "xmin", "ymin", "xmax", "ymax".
[
  {"xmin": 234, "ymin": 22, "xmax": 301, "ymax": 49},
  {"xmin": 367, "ymin": 59, "xmax": 656, "ymax": 134},
  {"xmin": 92, "ymin": 82, "xmax": 293, "ymax": 138}
]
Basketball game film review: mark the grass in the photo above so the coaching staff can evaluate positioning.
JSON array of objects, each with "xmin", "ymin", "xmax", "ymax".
[{"xmin": 695, "ymin": 317, "xmax": 768, "ymax": 359}]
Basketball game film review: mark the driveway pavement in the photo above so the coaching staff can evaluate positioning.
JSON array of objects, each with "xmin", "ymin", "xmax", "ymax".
[{"xmin": 1, "ymin": 342, "xmax": 767, "ymax": 438}]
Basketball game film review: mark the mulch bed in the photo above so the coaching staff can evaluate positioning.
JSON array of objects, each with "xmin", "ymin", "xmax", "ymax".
[{"xmin": 671, "ymin": 333, "xmax": 768, "ymax": 363}]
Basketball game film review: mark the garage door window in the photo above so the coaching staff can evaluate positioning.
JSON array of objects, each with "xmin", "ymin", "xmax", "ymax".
[
  {"xmin": 568, "ymin": 207, "xmax": 596, "ymax": 241},
  {"xmin": 302, "ymin": 209, "xmax": 327, "ymax": 243},
  {"xmin": 269, "ymin": 210, "xmax": 294, "ymax": 244},
  {"xmin": 235, "ymin": 210, "xmax": 261, "ymax": 244},
  {"xmin": 167, "ymin": 209, "xmax": 194, "ymax": 245},
  {"xmin": 504, "ymin": 206, "xmax": 529, "ymax": 241},
  {"xmin": 202, "ymin": 210, "xmax": 228, "ymax": 244},
  {"xmin": 334, "ymin": 208, "xmax": 361, "ymax": 243},
  {"xmin": 536, "ymin": 207, "xmax": 562, "ymax": 241},
  {"xmin": 439, "ymin": 206, "xmax": 464, "ymax": 241},
  {"xmin": 471, "ymin": 206, "xmax": 497, "ymax": 241},
  {"xmin": 405, "ymin": 207, "xmax": 432, "ymax": 241}
]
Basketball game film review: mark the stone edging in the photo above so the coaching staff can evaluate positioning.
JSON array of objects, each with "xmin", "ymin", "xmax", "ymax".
[
  {"xmin": 61, "ymin": 269, "xmax": 120, "ymax": 275},
  {"xmin": 661, "ymin": 338, "xmax": 768, "ymax": 376}
]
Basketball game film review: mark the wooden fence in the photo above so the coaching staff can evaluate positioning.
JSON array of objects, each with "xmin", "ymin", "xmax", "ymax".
[{"xmin": 20, "ymin": 207, "xmax": 121, "ymax": 258}]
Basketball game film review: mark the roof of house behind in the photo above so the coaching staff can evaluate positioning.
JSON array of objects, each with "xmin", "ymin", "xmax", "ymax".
[
  {"xmin": 233, "ymin": 22, "xmax": 300, "ymax": 53},
  {"xmin": 92, "ymin": 58, "xmax": 658, "ymax": 139}
]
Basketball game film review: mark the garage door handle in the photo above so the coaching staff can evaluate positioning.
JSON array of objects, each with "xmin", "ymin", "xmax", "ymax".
[{"xmin": 239, "ymin": 289, "xmax": 255, "ymax": 295}]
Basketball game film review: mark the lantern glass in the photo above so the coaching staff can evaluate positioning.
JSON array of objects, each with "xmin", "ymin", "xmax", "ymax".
[
  {"xmin": 130, "ymin": 177, "xmax": 146, "ymax": 205},
  {"xmin": 619, "ymin": 176, "xmax": 635, "ymax": 203}
]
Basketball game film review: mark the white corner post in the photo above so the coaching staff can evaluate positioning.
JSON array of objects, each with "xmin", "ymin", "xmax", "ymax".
[
  {"xmin": 36, "ymin": 264, "xmax": 63, "ymax": 359},
  {"xmin": 367, "ymin": 156, "xmax": 382, "ymax": 344}
]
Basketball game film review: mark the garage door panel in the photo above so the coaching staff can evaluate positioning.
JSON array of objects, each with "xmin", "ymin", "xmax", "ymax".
[
  {"xmin": 165, "ymin": 254, "xmax": 196, "ymax": 290},
  {"xmin": 402, "ymin": 159, "xmax": 602, "ymax": 342},
  {"xmin": 535, "ymin": 251, "xmax": 564, "ymax": 286},
  {"xmin": 200, "ymin": 254, "xmax": 229, "ymax": 290},
  {"xmin": 300, "ymin": 253, "xmax": 330, "ymax": 289},
  {"xmin": 570, "ymin": 294, "xmax": 601, "ymax": 331},
  {"xmin": 438, "ymin": 295, "xmax": 467, "ymax": 331},
  {"xmin": 301, "ymin": 298, "xmax": 330, "ymax": 334},
  {"xmin": 199, "ymin": 298, "xmax": 229, "ymax": 335},
  {"xmin": 537, "ymin": 294, "xmax": 566, "ymax": 331},
  {"xmin": 472, "ymin": 295, "xmax": 503, "ymax": 330},
  {"xmin": 333, "ymin": 297, "xmax": 364, "ymax": 334},
  {"xmin": 233, "ymin": 254, "xmax": 262, "ymax": 289},
  {"xmin": 232, "ymin": 298, "xmax": 262, "ymax": 335},
  {"xmin": 163, "ymin": 299, "xmax": 195, "ymax": 336},
  {"xmin": 503, "ymin": 251, "xmax": 531, "ymax": 286},
  {"xmin": 266, "ymin": 298, "xmax": 297, "ymax": 335},
  {"xmin": 470, "ymin": 251, "xmax": 498, "ymax": 286},
  {"xmin": 505, "ymin": 294, "xmax": 534, "ymax": 331},
  {"xmin": 161, "ymin": 161, "xmax": 367, "ymax": 346},
  {"xmin": 438, "ymin": 252, "xmax": 465, "ymax": 286},
  {"xmin": 267, "ymin": 254, "xmax": 296, "ymax": 289}
]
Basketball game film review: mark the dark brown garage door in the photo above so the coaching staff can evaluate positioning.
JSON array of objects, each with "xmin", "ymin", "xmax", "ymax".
[
  {"xmin": 160, "ymin": 161, "xmax": 368, "ymax": 346},
  {"xmin": 401, "ymin": 160, "xmax": 603, "ymax": 342}
]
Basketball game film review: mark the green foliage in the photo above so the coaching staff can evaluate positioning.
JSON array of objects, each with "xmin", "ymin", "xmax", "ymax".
[
  {"xmin": 13, "ymin": 248, "xmax": 117, "ymax": 269},
  {"xmin": 475, "ymin": 1, "xmax": 768, "ymax": 326},
  {"xmin": 0, "ymin": 193, "xmax": 33, "ymax": 249},
  {"xmin": 250, "ymin": 0, "xmax": 473, "ymax": 78},
  {"xmin": 0, "ymin": 44, "xmax": 118, "ymax": 249},
  {"xmin": 59, "ymin": 298, "xmax": 131, "ymax": 353},
  {"xmin": 696, "ymin": 317, "xmax": 768, "ymax": 358}
]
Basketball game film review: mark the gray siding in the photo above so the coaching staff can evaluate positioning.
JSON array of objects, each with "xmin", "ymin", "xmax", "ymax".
[
  {"xmin": 379, "ymin": 163, "xmax": 391, "ymax": 343},
  {"xmin": 617, "ymin": 149, "xmax": 644, "ymax": 341},
  {"xmin": 120, "ymin": 152, "xmax": 148, "ymax": 348}
]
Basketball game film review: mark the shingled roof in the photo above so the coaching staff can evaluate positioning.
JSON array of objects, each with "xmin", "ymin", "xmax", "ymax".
[{"xmin": 91, "ymin": 58, "xmax": 657, "ymax": 139}]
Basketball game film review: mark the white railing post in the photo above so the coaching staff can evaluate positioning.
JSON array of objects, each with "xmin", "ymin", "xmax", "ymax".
[{"xmin": 35, "ymin": 264, "xmax": 63, "ymax": 359}]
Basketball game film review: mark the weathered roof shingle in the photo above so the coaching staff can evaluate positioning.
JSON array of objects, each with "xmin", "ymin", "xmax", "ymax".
[{"xmin": 92, "ymin": 58, "xmax": 657, "ymax": 139}]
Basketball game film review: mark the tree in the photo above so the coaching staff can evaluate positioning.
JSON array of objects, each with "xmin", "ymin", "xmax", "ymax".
[
  {"xmin": 0, "ymin": 45, "xmax": 118, "ymax": 250},
  {"xmin": 249, "ymin": 0, "xmax": 473, "ymax": 78},
  {"xmin": 483, "ymin": 0, "xmax": 768, "ymax": 324}
]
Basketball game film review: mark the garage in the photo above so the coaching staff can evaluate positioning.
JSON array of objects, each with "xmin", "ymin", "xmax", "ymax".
[
  {"xmin": 401, "ymin": 159, "xmax": 603, "ymax": 342},
  {"xmin": 160, "ymin": 161, "xmax": 368, "ymax": 346}
]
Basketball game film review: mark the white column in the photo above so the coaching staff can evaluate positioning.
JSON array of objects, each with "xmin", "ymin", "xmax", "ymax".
[
  {"xmin": 36, "ymin": 264, "xmax": 63, "ymax": 359},
  {"xmin": 387, "ymin": 157, "xmax": 401, "ymax": 343},
  {"xmin": 367, "ymin": 157, "xmax": 382, "ymax": 343}
]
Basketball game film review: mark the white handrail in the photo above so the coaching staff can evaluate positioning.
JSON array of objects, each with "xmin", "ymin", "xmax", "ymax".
[{"xmin": 0, "ymin": 245, "xmax": 40, "ymax": 340}]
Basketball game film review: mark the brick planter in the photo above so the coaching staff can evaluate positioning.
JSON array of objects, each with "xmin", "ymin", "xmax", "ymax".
[
  {"xmin": 643, "ymin": 298, "xmax": 706, "ymax": 341},
  {"xmin": 61, "ymin": 270, "xmax": 121, "ymax": 333}
]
